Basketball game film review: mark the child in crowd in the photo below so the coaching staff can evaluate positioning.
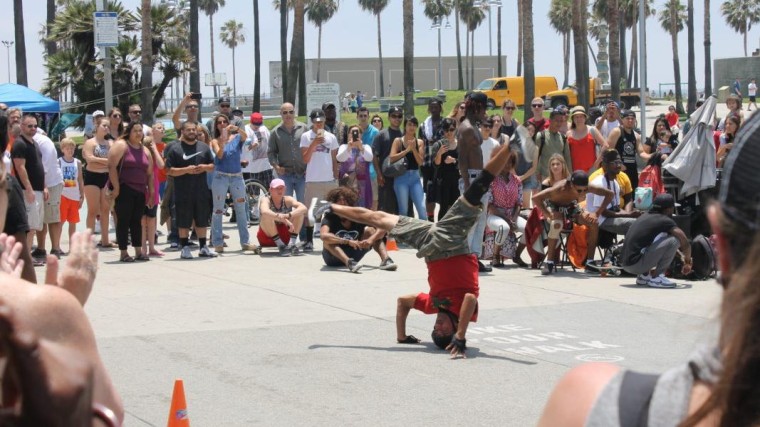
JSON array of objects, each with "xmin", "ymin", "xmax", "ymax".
[{"xmin": 58, "ymin": 138, "xmax": 84, "ymax": 252}]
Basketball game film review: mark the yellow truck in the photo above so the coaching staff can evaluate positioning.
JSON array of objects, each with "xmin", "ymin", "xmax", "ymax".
[
  {"xmin": 474, "ymin": 76, "xmax": 559, "ymax": 108},
  {"xmin": 545, "ymin": 78, "xmax": 645, "ymax": 109}
]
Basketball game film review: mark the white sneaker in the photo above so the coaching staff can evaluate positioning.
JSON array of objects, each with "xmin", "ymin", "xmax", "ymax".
[
  {"xmin": 648, "ymin": 274, "xmax": 676, "ymax": 288},
  {"xmin": 199, "ymin": 246, "xmax": 218, "ymax": 258},
  {"xmin": 636, "ymin": 273, "xmax": 651, "ymax": 286},
  {"xmin": 180, "ymin": 246, "xmax": 193, "ymax": 259}
]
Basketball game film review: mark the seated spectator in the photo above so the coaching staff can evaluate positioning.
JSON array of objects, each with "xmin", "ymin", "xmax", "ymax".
[
  {"xmin": 320, "ymin": 187, "xmax": 396, "ymax": 273},
  {"xmin": 586, "ymin": 150, "xmax": 641, "ymax": 237},
  {"xmin": 485, "ymin": 149, "xmax": 527, "ymax": 268},
  {"xmin": 541, "ymin": 153, "xmax": 571, "ymax": 190},
  {"xmin": 257, "ymin": 178, "xmax": 307, "ymax": 256},
  {"xmin": 532, "ymin": 170, "xmax": 613, "ymax": 275},
  {"xmin": 588, "ymin": 156, "xmax": 633, "ymax": 208},
  {"xmin": 337, "ymin": 125, "xmax": 373, "ymax": 208}
]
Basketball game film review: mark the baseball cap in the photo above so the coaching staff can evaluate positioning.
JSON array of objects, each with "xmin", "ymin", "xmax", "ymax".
[
  {"xmin": 250, "ymin": 112, "xmax": 263, "ymax": 125},
  {"xmin": 218, "ymin": 96, "xmax": 231, "ymax": 105},
  {"xmin": 719, "ymin": 110, "xmax": 760, "ymax": 229},
  {"xmin": 550, "ymin": 106, "xmax": 568, "ymax": 117},
  {"xmin": 428, "ymin": 97, "xmax": 443, "ymax": 106},
  {"xmin": 270, "ymin": 178, "xmax": 286, "ymax": 189},
  {"xmin": 569, "ymin": 106, "xmax": 587, "ymax": 117},
  {"xmin": 651, "ymin": 193, "xmax": 676, "ymax": 212},
  {"xmin": 92, "ymin": 110, "xmax": 105, "ymax": 118},
  {"xmin": 570, "ymin": 170, "xmax": 589, "ymax": 186},
  {"xmin": 620, "ymin": 110, "xmax": 636, "ymax": 119},
  {"xmin": 322, "ymin": 101, "xmax": 336, "ymax": 110},
  {"xmin": 309, "ymin": 108, "xmax": 325, "ymax": 122},
  {"xmin": 388, "ymin": 106, "xmax": 403, "ymax": 116}
]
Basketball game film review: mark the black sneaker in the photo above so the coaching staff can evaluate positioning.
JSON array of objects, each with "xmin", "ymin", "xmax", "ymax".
[
  {"xmin": 478, "ymin": 260, "xmax": 493, "ymax": 273},
  {"xmin": 302, "ymin": 241, "xmax": 314, "ymax": 252},
  {"xmin": 347, "ymin": 258, "xmax": 362, "ymax": 273},
  {"xmin": 30, "ymin": 248, "xmax": 47, "ymax": 258},
  {"xmin": 278, "ymin": 245, "xmax": 292, "ymax": 257},
  {"xmin": 379, "ymin": 258, "xmax": 398, "ymax": 271}
]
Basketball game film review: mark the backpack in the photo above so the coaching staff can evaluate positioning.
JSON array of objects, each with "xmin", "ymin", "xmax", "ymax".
[
  {"xmin": 670, "ymin": 234, "xmax": 717, "ymax": 280},
  {"xmin": 634, "ymin": 187, "xmax": 653, "ymax": 211},
  {"xmin": 638, "ymin": 165, "xmax": 664, "ymax": 194},
  {"xmin": 536, "ymin": 129, "xmax": 568, "ymax": 165}
]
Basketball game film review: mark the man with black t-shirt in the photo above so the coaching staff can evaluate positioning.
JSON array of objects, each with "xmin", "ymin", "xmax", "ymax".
[
  {"xmin": 11, "ymin": 115, "xmax": 46, "ymax": 245},
  {"xmin": 372, "ymin": 106, "xmax": 405, "ymax": 214},
  {"xmin": 622, "ymin": 194, "xmax": 692, "ymax": 288},
  {"xmin": 163, "ymin": 121, "xmax": 216, "ymax": 259}
]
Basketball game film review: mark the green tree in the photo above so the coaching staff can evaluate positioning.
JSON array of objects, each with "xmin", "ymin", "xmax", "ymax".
[
  {"xmin": 522, "ymin": 0, "xmax": 534, "ymax": 116},
  {"xmin": 606, "ymin": 0, "xmax": 621, "ymax": 102},
  {"xmin": 140, "ymin": 0, "xmax": 153, "ymax": 123},
  {"xmin": 659, "ymin": 0, "xmax": 687, "ymax": 114},
  {"xmin": 721, "ymin": 0, "xmax": 760, "ymax": 57},
  {"xmin": 285, "ymin": 0, "xmax": 306, "ymax": 113},
  {"xmin": 306, "ymin": 0, "xmax": 340, "ymax": 83},
  {"xmin": 548, "ymin": 0, "xmax": 572, "ymax": 88},
  {"xmin": 621, "ymin": 0, "xmax": 655, "ymax": 88},
  {"xmin": 220, "ymin": 20, "xmax": 245, "ymax": 98},
  {"xmin": 13, "ymin": 0, "xmax": 28, "ymax": 86},
  {"xmin": 403, "ymin": 0, "xmax": 414, "ymax": 114},
  {"xmin": 199, "ymin": 0, "xmax": 226, "ymax": 98},
  {"xmin": 46, "ymin": 0, "xmax": 57, "ymax": 98},
  {"xmin": 358, "ymin": 0, "xmax": 390, "ymax": 97},
  {"xmin": 422, "ymin": 0, "xmax": 453, "ymax": 89}
]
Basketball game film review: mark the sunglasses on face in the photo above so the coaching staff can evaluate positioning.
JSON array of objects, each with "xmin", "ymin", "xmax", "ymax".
[
  {"xmin": 111, "ymin": 114, "xmax": 121, "ymax": 118},
  {"xmin": 372, "ymin": 118, "xmax": 382, "ymax": 122},
  {"xmin": 390, "ymin": 114, "xmax": 403, "ymax": 119},
  {"xmin": 217, "ymin": 120, "xmax": 229, "ymax": 125},
  {"xmin": 220, "ymin": 104, "xmax": 231, "ymax": 108},
  {"xmin": 532, "ymin": 104, "xmax": 544, "ymax": 108},
  {"xmin": 25, "ymin": 124, "xmax": 37, "ymax": 129},
  {"xmin": 503, "ymin": 106, "xmax": 515, "ymax": 110},
  {"xmin": 281, "ymin": 110, "xmax": 295, "ymax": 115},
  {"xmin": 130, "ymin": 110, "xmax": 142, "ymax": 114}
]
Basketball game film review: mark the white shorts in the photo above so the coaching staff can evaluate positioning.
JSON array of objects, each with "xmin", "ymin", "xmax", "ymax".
[
  {"xmin": 44, "ymin": 183, "xmax": 63, "ymax": 224},
  {"xmin": 25, "ymin": 191, "xmax": 45, "ymax": 231}
]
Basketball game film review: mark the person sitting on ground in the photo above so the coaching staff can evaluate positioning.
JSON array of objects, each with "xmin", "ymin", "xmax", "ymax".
[
  {"xmin": 537, "ymin": 106, "xmax": 760, "ymax": 427},
  {"xmin": 586, "ymin": 150, "xmax": 642, "ymax": 237},
  {"xmin": 485, "ymin": 150, "xmax": 528, "ymax": 268},
  {"xmin": 314, "ymin": 141, "xmax": 516, "ymax": 358},
  {"xmin": 257, "ymin": 178, "xmax": 307, "ymax": 256},
  {"xmin": 320, "ymin": 186, "xmax": 396, "ymax": 273},
  {"xmin": 619, "ymin": 193, "xmax": 690, "ymax": 288},
  {"xmin": 532, "ymin": 170, "xmax": 613, "ymax": 275}
]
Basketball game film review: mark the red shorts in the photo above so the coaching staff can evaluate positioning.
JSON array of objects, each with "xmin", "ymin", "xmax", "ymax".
[
  {"xmin": 60, "ymin": 196, "xmax": 80, "ymax": 224},
  {"xmin": 257, "ymin": 223, "xmax": 292, "ymax": 247}
]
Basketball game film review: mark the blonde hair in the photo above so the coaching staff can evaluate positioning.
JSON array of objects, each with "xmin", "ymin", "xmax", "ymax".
[{"xmin": 60, "ymin": 138, "xmax": 76, "ymax": 149}]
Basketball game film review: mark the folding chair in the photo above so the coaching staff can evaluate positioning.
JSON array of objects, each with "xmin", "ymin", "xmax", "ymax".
[
  {"xmin": 543, "ymin": 218, "xmax": 576, "ymax": 272},
  {"xmin": 597, "ymin": 229, "xmax": 619, "ymax": 264}
]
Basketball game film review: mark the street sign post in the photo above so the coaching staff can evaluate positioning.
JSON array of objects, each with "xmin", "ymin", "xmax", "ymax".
[{"xmin": 94, "ymin": 9, "xmax": 118, "ymax": 112}]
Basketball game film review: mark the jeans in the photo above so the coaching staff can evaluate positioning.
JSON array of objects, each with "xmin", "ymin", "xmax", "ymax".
[
  {"xmin": 280, "ymin": 172, "xmax": 306, "ymax": 204},
  {"xmin": 393, "ymin": 169, "xmax": 426, "ymax": 220},
  {"xmin": 211, "ymin": 174, "xmax": 250, "ymax": 247}
]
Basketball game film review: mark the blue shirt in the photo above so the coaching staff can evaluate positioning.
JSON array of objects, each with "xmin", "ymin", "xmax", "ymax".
[
  {"xmin": 214, "ymin": 135, "xmax": 243, "ymax": 174},
  {"xmin": 362, "ymin": 125, "xmax": 379, "ymax": 179}
]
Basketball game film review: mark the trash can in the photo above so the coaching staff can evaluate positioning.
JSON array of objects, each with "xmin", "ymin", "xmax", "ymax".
[{"xmin": 717, "ymin": 86, "xmax": 730, "ymax": 103}]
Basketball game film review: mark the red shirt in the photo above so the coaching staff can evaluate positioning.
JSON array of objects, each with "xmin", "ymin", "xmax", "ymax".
[
  {"xmin": 156, "ymin": 142, "xmax": 167, "ymax": 183},
  {"xmin": 528, "ymin": 117, "xmax": 550, "ymax": 131},
  {"xmin": 568, "ymin": 132, "xmax": 597, "ymax": 172},
  {"xmin": 414, "ymin": 254, "xmax": 480, "ymax": 322},
  {"xmin": 665, "ymin": 112, "xmax": 679, "ymax": 128}
]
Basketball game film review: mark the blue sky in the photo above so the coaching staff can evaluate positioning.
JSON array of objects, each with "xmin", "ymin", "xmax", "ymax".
[{"xmin": 0, "ymin": 0, "xmax": 753, "ymax": 97}]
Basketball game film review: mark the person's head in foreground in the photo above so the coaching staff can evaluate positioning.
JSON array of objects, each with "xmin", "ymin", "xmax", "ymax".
[{"xmin": 431, "ymin": 309, "xmax": 459, "ymax": 349}]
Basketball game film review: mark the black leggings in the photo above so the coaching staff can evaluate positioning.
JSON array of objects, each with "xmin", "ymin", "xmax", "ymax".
[{"xmin": 115, "ymin": 185, "xmax": 146, "ymax": 250}]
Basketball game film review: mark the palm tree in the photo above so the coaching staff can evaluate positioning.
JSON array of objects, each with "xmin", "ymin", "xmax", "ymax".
[
  {"xmin": 621, "ymin": 0, "xmax": 654, "ymax": 88},
  {"xmin": 607, "ymin": 0, "xmax": 620, "ymax": 102},
  {"xmin": 253, "ymin": 0, "xmax": 261, "ymax": 111},
  {"xmin": 358, "ymin": 0, "xmax": 390, "ymax": 97},
  {"xmin": 467, "ymin": 5, "xmax": 485, "ymax": 89},
  {"xmin": 46, "ymin": 0, "xmax": 58, "ymax": 99},
  {"xmin": 403, "ymin": 0, "xmax": 414, "ymax": 114},
  {"xmin": 455, "ymin": 1, "xmax": 464, "ymax": 87},
  {"xmin": 517, "ymin": 0, "xmax": 523, "ymax": 75},
  {"xmin": 573, "ymin": 0, "xmax": 588, "ymax": 107},
  {"xmin": 285, "ymin": 0, "xmax": 305, "ymax": 112},
  {"xmin": 548, "ymin": 0, "xmax": 572, "ymax": 88},
  {"xmin": 459, "ymin": 0, "xmax": 484, "ymax": 90},
  {"xmin": 659, "ymin": 0, "xmax": 686, "ymax": 114},
  {"xmin": 306, "ymin": 0, "xmax": 339, "ymax": 83},
  {"xmin": 423, "ymin": 0, "xmax": 453, "ymax": 89},
  {"xmin": 522, "ymin": 0, "xmax": 534, "ymax": 116},
  {"xmin": 594, "ymin": 1, "xmax": 627, "ymax": 88},
  {"xmin": 687, "ymin": 0, "xmax": 696, "ymax": 113},
  {"xmin": 220, "ymin": 20, "xmax": 245, "ymax": 98},
  {"xmin": 13, "ymin": 0, "xmax": 28, "ymax": 86},
  {"xmin": 189, "ymin": 0, "xmax": 200, "ymax": 93},
  {"xmin": 276, "ymin": 0, "xmax": 289, "ymax": 101},
  {"xmin": 704, "ymin": 0, "xmax": 712, "ymax": 96},
  {"xmin": 140, "ymin": 0, "xmax": 153, "ymax": 123},
  {"xmin": 199, "ymin": 0, "xmax": 226, "ymax": 98},
  {"xmin": 721, "ymin": 0, "xmax": 760, "ymax": 57}
]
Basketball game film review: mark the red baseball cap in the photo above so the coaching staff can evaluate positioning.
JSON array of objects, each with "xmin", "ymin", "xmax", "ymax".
[{"xmin": 250, "ymin": 112, "xmax": 263, "ymax": 125}]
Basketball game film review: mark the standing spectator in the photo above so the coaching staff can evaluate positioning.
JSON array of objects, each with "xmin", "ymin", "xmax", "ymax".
[
  {"xmin": 431, "ymin": 117, "xmax": 460, "ymax": 220},
  {"xmin": 527, "ymin": 97, "xmax": 550, "ymax": 131},
  {"xmin": 210, "ymin": 114, "xmax": 258, "ymax": 253},
  {"xmin": 82, "ymin": 118, "xmax": 114, "ymax": 248},
  {"xmin": 511, "ymin": 121, "xmax": 540, "ymax": 208},
  {"xmin": 58, "ymin": 138, "xmax": 84, "ymax": 253},
  {"xmin": 479, "ymin": 118, "xmax": 500, "ymax": 167},
  {"xmin": 594, "ymin": 100, "xmax": 621, "ymax": 140},
  {"xmin": 644, "ymin": 117, "xmax": 678, "ymax": 161},
  {"xmin": 172, "ymin": 92, "xmax": 206, "ymax": 132},
  {"xmin": 389, "ymin": 116, "xmax": 426, "ymax": 220},
  {"xmin": 32, "ymin": 126, "xmax": 65, "ymax": 260},
  {"xmin": 338, "ymin": 125, "xmax": 373, "ymax": 209},
  {"xmin": 164, "ymin": 121, "xmax": 216, "ymax": 259},
  {"xmin": 748, "ymin": 78, "xmax": 757, "ymax": 111},
  {"xmin": 139, "ymin": 125, "xmax": 166, "ymax": 258},
  {"xmin": 205, "ymin": 96, "xmax": 243, "ymax": 130},
  {"xmin": 373, "ymin": 107, "xmax": 405, "ymax": 214},
  {"xmin": 536, "ymin": 108, "xmax": 573, "ymax": 184},
  {"xmin": 300, "ymin": 109, "xmax": 339, "ymax": 251},
  {"xmin": 242, "ymin": 112, "xmax": 273, "ymax": 223},
  {"xmin": 732, "ymin": 77, "xmax": 742, "ymax": 100},
  {"xmin": 107, "ymin": 122, "xmax": 154, "ymax": 262},
  {"xmin": 268, "ymin": 102, "xmax": 308, "ymax": 203},
  {"xmin": 567, "ymin": 106, "xmax": 606, "ymax": 173},
  {"xmin": 355, "ymin": 107, "xmax": 379, "ymax": 208},
  {"xmin": 371, "ymin": 115, "xmax": 384, "ymax": 131},
  {"xmin": 607, "ymin": 110, "xmax": 646, "ymax": 189},
  {"xmin": 126, "ymin": 104, "xmax": 151, "ymax": 137},
  {"xmin": 84, "ymin": 110, "xmax": 105, "ymax": 139},
  {"xmin": 499, "ymin": 99, "xmax": 520, "ymax": 137},
  {"xmin": 106, "ymin": 108, "xmax": 124, "ymax": 140},
  {"xmin": 323, "ymin": 102, "xmax": 348, "ymax": 145},
  {"xmin": 489, "ymin": 114, "xmax": 507, "ymax": 144},
  {"xmin": 447, "ymin": 101, "xmax": 466, "ymax": 123},
  {"xmin": 11, "ymin": 115, "xmax": 46, "ymax": 253},
  {"xmin": 420, "ymin": 97, "xmax": 445, "ymax": 221}
]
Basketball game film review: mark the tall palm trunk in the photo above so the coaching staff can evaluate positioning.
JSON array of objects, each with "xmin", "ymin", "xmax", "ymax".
[
  {"xmin": 456, "ymin": 6, "xmax": 464, "ymax": 90},
  {"xmin": 464, "ymin": 30, "xmax": 470, "ymax": 90},
  {"xmin": 12, "ymin": 0, "xmax": 27, "ymax": 86},
  {"xmin": 232, "ymin": 46, "xmax": 237, "ymax": 98},
  {"xmin": 316, "ymin": 25, "xmax": 322, "ymax": 83},
  {"xmin": 253, "ymin": 0, "xmax": 261, "ymax": 110},
  {"xmin": 608, "ymin": 0, "xmax": 620, "ymax": 103},
  {"xmin": 377, "ymin": 14, "xmax": 385, "ymax": 97},
  {"xmin": 523, "ymin": 0, "xmax": 534, "ymax": 116},
  {"xmin": 628, "ymin": 23, "xmax": 638, "ymax": 88},
  {"xmin": 562, "ymin": 32, "xmax": 569, "ymax": 88},
  {"xmin": 470, "ymin": 30, "xmax": 475, "ymax": 89},
  {"xmin": 573, "ymin": 0, "xmax": 587, "ymax": 108},
  {"xmin": 704, "ymin": 0, "xmax": 711, "ymax": 96},
  {"xmin": 402, "ymin": 0, "xmax": 414, "ymax": 115},
  {"xmin": 209, "ymin": 14, "xmax": 218, "ymax": 98},
  {"xmin": 581, "ymin": 0, "xmax": 590, "ymax": 106},
  {"xmin": 140, "ymin": 0, "xmax": 153, "ymax": 123},
  {"xmin": 619, "ymin": 10, "xmax": 627, "ymax": 88},
  {"xmin": 46, "ymin": 0, "xmax": 58, "ymax": 99},
  {"xmin": 280, "ymin": 0, "xmax": 288, "ymax": 101},
  {"xmin": 687, "ymin": 0, "xmax": 696, "ymax": 113},
  {"xmin": 517, "ymin": 0, "xmax": 523, "ymax": 76},
  {"xmin": 190, "ymin": 0, "xmax": 200, "ymax": 93},
  {"xmin": 497, "ymin": 6, "xmax": 502, "ymax": 76},
  {"xmin": 670, "ymin": 1, "xmax": 685, "ymax": 114},
  {"xmin": 285, "ymin": 0, "xmax": 304, "ymax": 106}
]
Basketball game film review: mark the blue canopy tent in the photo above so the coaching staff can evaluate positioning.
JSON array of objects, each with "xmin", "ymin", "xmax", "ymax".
[{"xmin": 0, "ymin": 83, "xmax": 60, "ymax": 113}]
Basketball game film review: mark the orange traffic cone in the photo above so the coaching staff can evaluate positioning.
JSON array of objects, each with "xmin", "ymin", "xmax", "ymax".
[
  {"xmin": 167, "ymin": 379, "xmax": 190, "ymax": 427},
  {"xmin": 386, "ymin": 238, "xmax": 398, "ymax": 251}
]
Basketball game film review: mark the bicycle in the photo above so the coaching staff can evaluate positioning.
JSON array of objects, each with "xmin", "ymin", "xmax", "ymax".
[{"xmin": 244, "ymin": 178, "xmax": 269, "ymax": 225}]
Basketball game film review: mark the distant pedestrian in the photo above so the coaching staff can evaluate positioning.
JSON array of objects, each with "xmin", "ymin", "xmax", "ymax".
[{"xmin": 748, "ymin": 79, "xmax": 757, "ymax": 111}]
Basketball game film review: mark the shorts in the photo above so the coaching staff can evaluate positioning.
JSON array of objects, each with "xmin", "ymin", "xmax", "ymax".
[
  {"xmin": 322, "ymin": 246, "xmax": 368, "ymax": 266},
  {"xmin": 390, "ymin": 197, "xmax": 481, "ymax": 262},
  {"xmin": 84, "ymin": 170, "xmax": 109, "ymax": 188},
  {"xmin": 545, "ymin": 200, "xmax": 583, "ymax": 220},
  {"xmin": 25, "ymin": 191, "xmax": 44, "ymax": 231},
  {"xmin": 44, "ymin": 183, "xmax": 63, "ymax": 224},
  {"xmin": 60, "ymin": 196, "xmax": 80, "ymax": 224},
  {"xmin": 257, "ymin": 223, "xmax": 292, "ymax": 247},
  {"xmin": 751, "ymin": 95, "xmax": 757, "ymax": 102},
  {"xmin": 175, "ymin": 195, "xmax": 211, "ymax": 229},
  {"xmin": 143, "ymin": 204, "xmax": 158, "ymax": 218},
  {"xmin": 3, "ymin": 175, "xmax": 29, "ymax": 235}
]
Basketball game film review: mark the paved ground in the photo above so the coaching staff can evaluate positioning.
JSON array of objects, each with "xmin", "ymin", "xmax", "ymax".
[{"xmin": 79, "ymin": 219, "xmax": 721, "ymax": 426}]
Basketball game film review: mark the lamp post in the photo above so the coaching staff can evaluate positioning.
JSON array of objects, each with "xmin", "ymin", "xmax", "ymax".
[
  {"xmin": 1, "ymin": 41, "xmax": 13, "ymax": 83},
  {"xmin": 479, "ymin": 0, "xmax": 501, "ymax": 57},
  {"xmin": 430, "ymin": 16, "xmax": 451, "ymax": 91}
]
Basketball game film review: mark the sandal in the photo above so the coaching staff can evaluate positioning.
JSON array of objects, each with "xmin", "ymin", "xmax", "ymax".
[
  {"xmin": 149, "ymin": 250, "xmax": 165, "ymax": 257},
  {"xmin": 98, "ymin": 242, "xmax": 117, "ymax": 248},
  {"xmin": 397, "ymin": 335, "xmax": 421, "ymax": 344},
  {"xmin": 120, "ymin": 255, "xmax": 135, "ymax": 263},
  {"xmin": 135, "ymin": 254, "xmax": 150, "ymax": 261},
  {"xmin": 512, "ymin": 257, "xmax": 529, "ymax": 268}
]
